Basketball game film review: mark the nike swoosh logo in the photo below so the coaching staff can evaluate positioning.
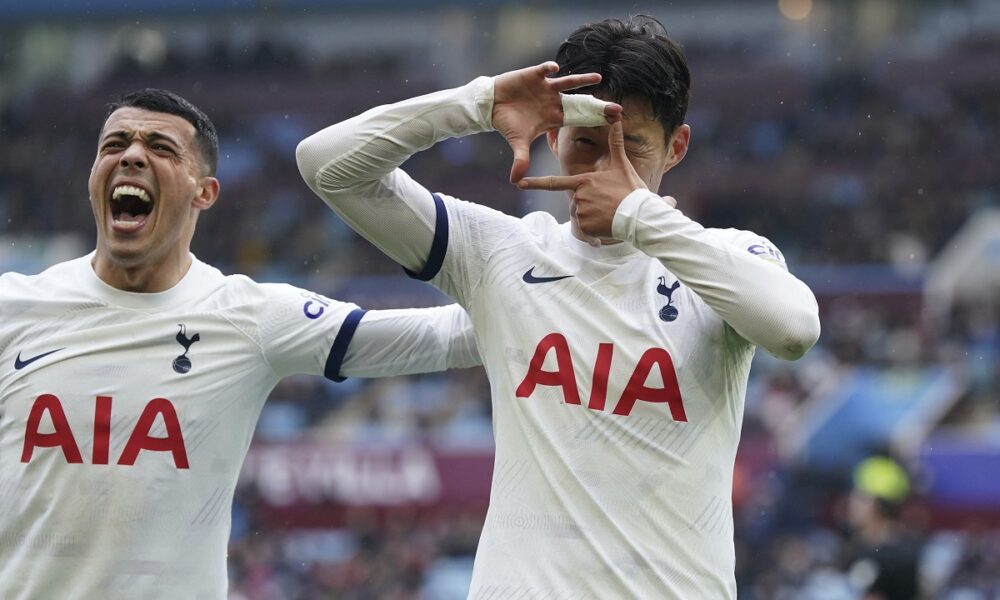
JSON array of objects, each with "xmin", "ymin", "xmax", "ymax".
[
  {"xmin": 522, "ymin": 267, "xmax": 574, "ymax": 284},
  {"xmin": 14, "ymin": 348, "xmax": 66, "ymax": 370}
]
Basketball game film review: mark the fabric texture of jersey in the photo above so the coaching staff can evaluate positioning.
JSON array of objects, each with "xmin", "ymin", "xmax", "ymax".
[
  {"xmin": 434, "ymin": 196, "xmax": 755, "ymax": 598},
  {"xmin": 0, "ymin": 254, "xmax": 475, "ymax": 599},
  {"xmin": 297, "ymin": 76, "xmax": 820, "ymax": 599}
]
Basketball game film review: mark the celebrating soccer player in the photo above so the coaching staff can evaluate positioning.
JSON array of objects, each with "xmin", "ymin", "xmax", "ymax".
[
  {"xmin": 298, "ymin": 15, "xmax": 820, "ymax": 598},
  {"xmin": 0, "ymin": 89, "xmax": 480, "ymax": 598}
]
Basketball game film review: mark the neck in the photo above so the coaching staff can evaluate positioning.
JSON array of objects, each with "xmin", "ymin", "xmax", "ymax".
[
  {"xmin": 91, "ymin": 250, "xmax": 193, "ymax": 293},
  {"xmin": 569, "ymin": 219, "xmax": 622, "ymax": 246}
]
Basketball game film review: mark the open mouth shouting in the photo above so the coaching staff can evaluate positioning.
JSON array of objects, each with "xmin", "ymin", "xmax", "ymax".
[{"xmin": 109, "ymin": 184, "xmax": 154, "ymax": 233}]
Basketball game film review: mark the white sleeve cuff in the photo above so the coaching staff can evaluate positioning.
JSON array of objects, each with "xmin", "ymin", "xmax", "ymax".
[
  {"xmin": 472, "ymin": 76, "xmax": 496, "ymax": 130},
  {"xmin": 612, "ymin": 189, "xmax": 665, "ymax": 242}
]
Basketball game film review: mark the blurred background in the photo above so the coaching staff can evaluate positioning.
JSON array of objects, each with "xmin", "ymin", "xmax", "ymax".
[{"xmin": 2, "ymin": 0, "xmax": 999, "ymax": 598}]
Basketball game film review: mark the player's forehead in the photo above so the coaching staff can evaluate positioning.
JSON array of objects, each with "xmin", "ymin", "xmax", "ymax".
[{"xmin": 100, "ymin": 106, "xmax": 196, "ymax": 143}]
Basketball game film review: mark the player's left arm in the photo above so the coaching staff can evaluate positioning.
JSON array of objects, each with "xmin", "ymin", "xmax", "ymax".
[
  {"xmin": 519, "ymin": 120, "xmax": 820, "ymax": 360},
  {"xmin": 625, "ymin": 198, "xmax": 819, "ymax": 360},
  {"xmin": 339, "ymin": 303, "xmax": 481, "ymax": 378}
]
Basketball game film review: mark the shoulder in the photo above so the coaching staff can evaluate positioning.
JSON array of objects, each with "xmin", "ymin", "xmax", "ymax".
[
  {"xmin": 521, "ymin": 209, "xmax": 561, "ymax": 232},
  {"xmin": 187, "ymin": 258, "xmax": 302, "ymax": 299},
  {"xmin": 214, "ymin": 272, "xmax": 358, "ymax": 322},
  {"xmin": 0, "ymin": 256, "xmax": 89, "ymax": 297},
  {"xmin": 205, "ymin": 270, "xmax": 304, "ymax": 306},
  {"xmin": 710, "ymin": 227, "xmax": 787, "ymax": 269},
  {"xmin": 0, "ymin": 270, "xmax": 33, "ymax": 294},
  {"xmin": 437, "ymin": 193, "xmax": 554, "ymax": 246},
  {"xmin": 438, "ymin": 192, "xmax": 520, "ymax": 225}
]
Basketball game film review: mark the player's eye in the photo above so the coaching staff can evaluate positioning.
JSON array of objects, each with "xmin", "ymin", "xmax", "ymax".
[
  {"xmin": 573, "ymin": 137, "xmax": 596, "ymax": 147},
  {"xmin": 102, "ymin": 140, "xmax": 125, "ymax": 150},
  {"xmin": 626, "ymin": 143, "xmax": 653, "ymax": 158},
  {"xmin": 151, "ymin": 143, "xmax": 175, "ymax": 153}
]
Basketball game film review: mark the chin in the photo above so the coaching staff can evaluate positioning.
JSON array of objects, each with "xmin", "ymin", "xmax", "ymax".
[{"xmin": 102, "ymin": 242, "xmax": 150, "ymax": 267}]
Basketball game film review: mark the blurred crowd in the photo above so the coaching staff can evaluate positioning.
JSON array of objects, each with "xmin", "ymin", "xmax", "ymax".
[{"xmin": 2, "ymin": 4, "xmax": 999, "ymax": 598}]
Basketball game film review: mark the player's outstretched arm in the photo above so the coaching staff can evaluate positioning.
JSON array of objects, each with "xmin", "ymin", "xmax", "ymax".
[
  {"xmin": 295, "ymin": 63, "xmax": 618, "ymax": 273},
  {"xmin": 339, "ymin": 304, "xmax": 480, "ymax": 377},
  {"xmin": 520, "ymin": 121, "xmax": 820, "ymax": 360}
]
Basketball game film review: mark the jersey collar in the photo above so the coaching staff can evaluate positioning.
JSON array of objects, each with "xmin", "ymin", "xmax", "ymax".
[{"xmin": 79, "ymin": 251, "xmax": 218, "ymax": 309}]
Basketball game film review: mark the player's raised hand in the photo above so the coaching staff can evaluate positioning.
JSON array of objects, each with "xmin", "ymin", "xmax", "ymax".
[
  {"xmin": 493, "ymin": 61, "xmax": 621, "ymax": 183},
  {"xmin": 518, "ymin": 119, "xmax": 649, "ymax": 239}
]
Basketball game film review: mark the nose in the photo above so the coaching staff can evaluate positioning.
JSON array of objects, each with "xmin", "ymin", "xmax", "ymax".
[{"xmin": 119, "ymin": 142, "xmax": 147, "ymax": 170}]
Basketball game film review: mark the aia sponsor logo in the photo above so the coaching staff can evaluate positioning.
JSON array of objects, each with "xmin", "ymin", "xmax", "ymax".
[
  {"xmin": 20, "ymin": 394, "xmax": 189, "ymax": 469},
  {"xmin": 515, "ymin": 333, "xmax": 687, "ymax": 421}
]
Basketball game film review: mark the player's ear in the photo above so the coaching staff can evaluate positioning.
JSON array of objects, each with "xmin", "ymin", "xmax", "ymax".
[
  {"xmin": 546, "ymin": 129, "xmax": 560, "ymax": 158},
  {"xmin": 193, "ymin": 176, "xmax": 220, "ymax": 210},
  {"xmin": 663, "ymin": 124, "xmax": 691, "ymax": 173}
]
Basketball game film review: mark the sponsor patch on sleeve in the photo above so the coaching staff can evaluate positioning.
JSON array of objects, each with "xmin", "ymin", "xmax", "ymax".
[{"xmin": 746, "ymin": 240, "xmax": 786, "ymax": 267}]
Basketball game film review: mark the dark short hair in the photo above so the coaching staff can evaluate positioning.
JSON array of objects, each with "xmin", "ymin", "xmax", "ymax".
[
  {"xmin": 554, "ymin": 15, "xmax": 691, "ymax": 139},
  {"xmin": 105, "ymin": 89, "xmax": 219, "ymax": 176}
]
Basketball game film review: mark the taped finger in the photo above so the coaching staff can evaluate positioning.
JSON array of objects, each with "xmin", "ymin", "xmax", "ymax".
[{"xmin": 562, "ymin": 94, "xmax": 614, "ymax": 127}]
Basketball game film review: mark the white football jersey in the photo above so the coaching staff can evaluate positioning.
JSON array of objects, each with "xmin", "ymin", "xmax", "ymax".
[
  {"xmin": 431, "ymin": 197, "xmax": 761, "ymax": 598},
  {"xmin": 297, "ymin": 76, "xmax": 820, "ymax": 599},
  {"xmin": 0, "ymin": 254, "xmax": 476, "ymax": 599}
]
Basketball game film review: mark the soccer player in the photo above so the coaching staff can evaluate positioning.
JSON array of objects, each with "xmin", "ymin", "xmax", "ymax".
[
  {"xmin": 0, "ymin": 89, "xmax": 479, "ymax": 599},
  {"xmin": 297, "ymin": 15, "xmax": 820, "ymax": 599}
]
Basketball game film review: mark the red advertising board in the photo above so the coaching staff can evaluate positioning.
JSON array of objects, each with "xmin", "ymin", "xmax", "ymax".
[{"xmin": 239, "ymin": 442, "xmax": 495, "ymax": 527}]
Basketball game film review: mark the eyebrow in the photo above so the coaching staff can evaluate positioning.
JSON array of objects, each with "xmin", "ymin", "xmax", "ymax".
[{"xmin": 102, "ymin": 130, "xmax": 181, "ymax": 147}]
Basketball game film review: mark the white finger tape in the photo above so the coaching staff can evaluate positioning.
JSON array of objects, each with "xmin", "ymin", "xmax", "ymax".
[{"xmin": 561, "ymin": 94, "xmax": 610, "ymax": 127}]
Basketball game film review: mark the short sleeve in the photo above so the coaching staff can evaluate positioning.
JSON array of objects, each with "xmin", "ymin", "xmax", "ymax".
[{"xmin": 256, "ymin": 282, "xmax": 361, "ymax": 380}]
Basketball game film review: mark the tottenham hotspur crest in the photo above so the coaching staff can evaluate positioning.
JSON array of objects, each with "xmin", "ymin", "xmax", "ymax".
[
  {"xmin": 173, "ymin": 324, "xmax": 201, "ymax": 374},
  {"xmin": 656, "ymin": 276, "xmax": 681, "ymax": 322}
]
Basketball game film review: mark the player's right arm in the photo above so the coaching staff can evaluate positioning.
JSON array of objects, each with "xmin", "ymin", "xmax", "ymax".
[
  {"xmin": 295, "ymin": 63, "xmax": 618, "ymax": 273},
  {"xmin": 340, "ymin": 303, "xmax": 480, "ymax": 378},
  {"xmin": 256, "ymin": 282, "xmax": 479, "ymax": 380}
]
